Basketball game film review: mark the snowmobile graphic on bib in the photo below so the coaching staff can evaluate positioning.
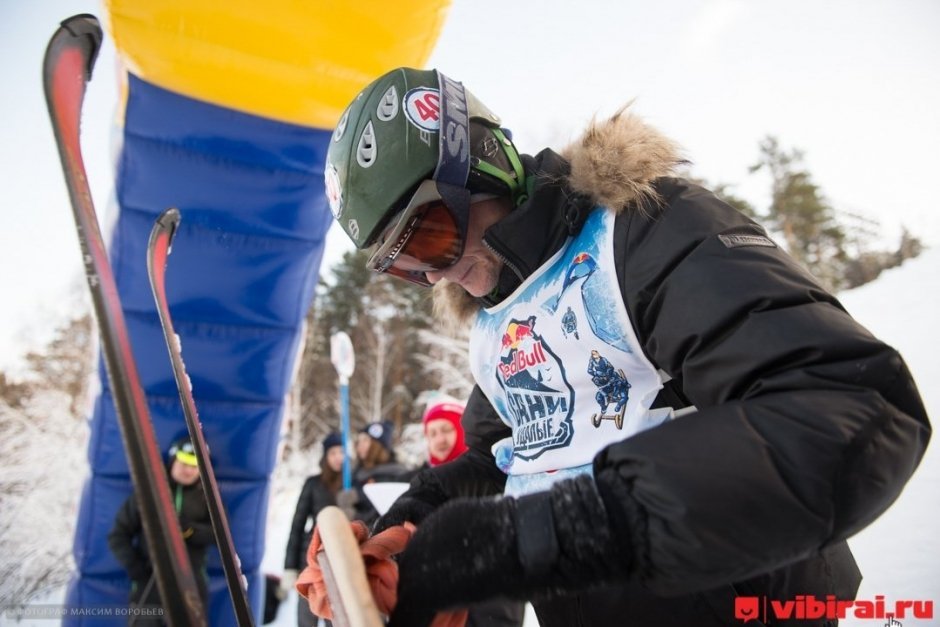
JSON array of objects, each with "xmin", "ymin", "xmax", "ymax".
[
  {"xmin": 471, "ymin": 208, "xmax": 672, "ymax": 495},
  {"xmin": 587, "ymin": 350, "xmax": 631, "ymax": 429}
]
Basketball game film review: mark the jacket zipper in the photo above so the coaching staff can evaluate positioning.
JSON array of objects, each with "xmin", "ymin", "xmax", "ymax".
[{"xmin": 483, "ymin": 237, "xmax": 524, "ymax": 283}]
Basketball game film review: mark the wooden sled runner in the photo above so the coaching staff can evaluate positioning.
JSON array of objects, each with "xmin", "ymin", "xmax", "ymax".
[{"xmin": 315, "ymin": 506, "xmax": 385, "ymax": 627}]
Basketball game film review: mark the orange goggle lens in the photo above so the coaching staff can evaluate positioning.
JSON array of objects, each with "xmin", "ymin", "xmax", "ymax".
[{"xmin": 368, "ymin": 183, "xmax": 464, "ymax": 286}]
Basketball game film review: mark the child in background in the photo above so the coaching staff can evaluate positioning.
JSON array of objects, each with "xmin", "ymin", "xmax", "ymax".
[{"xmin": 109, "ymin": 438, "xmax": 212, "ymax": 623}]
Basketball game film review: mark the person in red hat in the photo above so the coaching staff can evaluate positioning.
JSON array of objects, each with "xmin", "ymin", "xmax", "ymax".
[{"xmin": 422, "ymin": 401, "xmax": 468, "ymax": 467}]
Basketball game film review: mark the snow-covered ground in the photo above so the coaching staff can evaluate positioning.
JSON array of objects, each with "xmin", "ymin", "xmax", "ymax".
[{"xmin": 4, "ymin": 251, "xmax": 937, "ymax": 627}]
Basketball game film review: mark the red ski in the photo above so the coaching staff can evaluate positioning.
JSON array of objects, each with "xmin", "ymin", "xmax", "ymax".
[{"xmin": 43, "ymin": 14, "xmax": 206, "ymax": 625}]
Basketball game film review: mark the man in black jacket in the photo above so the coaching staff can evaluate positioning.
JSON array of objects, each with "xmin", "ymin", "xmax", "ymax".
[
  {"xmin": 109, "ymin": 438, "xmax": 213, "ymax": 621},
  {"xmin": 322, "ymin": 67, "xmax": 930, "ymax": 626}
]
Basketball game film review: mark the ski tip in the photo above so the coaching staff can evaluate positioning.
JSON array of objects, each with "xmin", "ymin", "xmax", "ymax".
[
  {"xmin": 156, "ymin": 207, "xmax": 182, "ymax": 244},
  {"xmin": 158, "ymin": 207, "xmax": 182, "ymax": 225},
  {"xmin": 46, "ymin": 14, "xmax": 103, "ymax": 79},
  {"xmin": 59, "ymin": 13, "xmax": 100, "ymax": 32}
]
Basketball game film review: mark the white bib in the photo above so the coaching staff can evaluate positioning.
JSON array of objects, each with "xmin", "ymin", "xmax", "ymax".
[{"xmin": 470, "ymin": 208, "xmax": 671, "ymax": 496}]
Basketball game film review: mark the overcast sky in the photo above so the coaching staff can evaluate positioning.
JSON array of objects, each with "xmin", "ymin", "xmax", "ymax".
[{"xmin": 2, "ymin": 0, "xmax": 938, "ymax": 370}]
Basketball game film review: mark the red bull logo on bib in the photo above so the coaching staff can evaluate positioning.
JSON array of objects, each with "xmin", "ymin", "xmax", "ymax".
[{"xmin": 495, "ymin": 315, "xmax": 574, "ymax": 460}]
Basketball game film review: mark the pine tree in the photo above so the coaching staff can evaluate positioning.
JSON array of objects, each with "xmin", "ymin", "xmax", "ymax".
[
  {"xmin": 676, "ymin": 167, "xmax": 757, "ymax": 219},
  {"xmin": 749, "ymin": 136, "xmax": 848, "ymax": 291},
  {"xmin": 288, "ymin": 250, "xmax": 441, "ymax": 457}
]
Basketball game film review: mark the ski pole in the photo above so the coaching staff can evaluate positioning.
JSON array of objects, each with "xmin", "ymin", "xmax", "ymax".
[{"xmin": 128, "ymin": 575, "xmax": 156, "ymax": 627}]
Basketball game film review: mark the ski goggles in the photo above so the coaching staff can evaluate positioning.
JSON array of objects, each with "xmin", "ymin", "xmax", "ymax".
[
  {"xmin": 367, "ymin": 180, "xmax": 477, "ymax": 286},
  {"xmin": 366, "ymin": 71, "xmax": 474, "ymax": 287}
]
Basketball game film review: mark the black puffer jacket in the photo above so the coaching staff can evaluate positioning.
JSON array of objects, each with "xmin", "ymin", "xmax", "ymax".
[
  {"xmin": 108, "ymin": 478, "xmax": 213, "ymax": 600},
  {"xmin": 284, "ymin": 475, "xmax": 337, "ymax": 571},
  {"xmin": 420, "ymin": 109, "xmax": 930, "ymax": 623}
]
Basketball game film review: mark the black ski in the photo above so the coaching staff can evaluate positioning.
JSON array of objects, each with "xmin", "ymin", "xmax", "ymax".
[
  {"xmin": 147, "ymin": 208, "xmax": 256, "ymax": 626},
  {"xmin": 43, "ymin": 15, "xmax": 206, "ymax": 625}
]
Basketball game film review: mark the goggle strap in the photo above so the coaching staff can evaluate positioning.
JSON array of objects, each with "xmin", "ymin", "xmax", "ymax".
[
  {"xmin": 435, "ymin": 181, "xmax": 471, "ymax": 237},
  {"xmin": 433, "ymin": 71, "xmax": 471, "ymax": 189}
]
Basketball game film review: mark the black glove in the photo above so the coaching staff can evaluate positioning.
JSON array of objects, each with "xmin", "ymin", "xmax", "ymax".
[
  {"xmin": 387, "ymin": 475, "xmax": 632, "ymax": 627},
  {"xmin": 127, "ymin": 559, "xmax": 151, "ymax": 583},
  {"xmin": 372, "ymin": 471, "xmax": 450, "ymax": 534}
]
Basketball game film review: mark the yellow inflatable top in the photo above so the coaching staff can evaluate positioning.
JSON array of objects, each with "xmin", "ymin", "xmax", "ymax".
[{"xmin": 104, "ymin": 0, "xmax": 452, "ymax": 128}]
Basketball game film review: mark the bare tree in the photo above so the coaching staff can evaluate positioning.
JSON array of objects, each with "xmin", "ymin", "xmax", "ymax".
[
  {"xmin": 416, "ymin": 324, "xmax": 475, "ymax": 400},
  {"xmin": 285, "ymin": 249, "xmax": 438, "ymax": 463},
  {"xmin": 0, "ymin": 312, "xmax": 94, "ymax": 605}
]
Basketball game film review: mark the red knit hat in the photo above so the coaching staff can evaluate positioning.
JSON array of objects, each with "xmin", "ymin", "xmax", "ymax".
[{"xmin": 422, "ymin": 401, "xmax": 467, "ymax": 466}]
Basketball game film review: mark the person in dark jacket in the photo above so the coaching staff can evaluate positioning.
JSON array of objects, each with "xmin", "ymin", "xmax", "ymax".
[
  {"xmin": 108, "ymin": 438, "xmax": 213, "ymax": 623},
  {"xmin": 281, "ymin": 432, "xmax": 344, "ymax": 626},
  {"xmin": 352, "ymin": 420, "xmax": 410, "ymax": 526},
  {"xmin": 322, "ymin": 67, "xmax": 931, "ymax": 627}
]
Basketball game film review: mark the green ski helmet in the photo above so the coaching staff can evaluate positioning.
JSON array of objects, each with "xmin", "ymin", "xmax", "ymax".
[{"xmin": 324, "ymin": 67, "xmax": 525, "ymax": 285}]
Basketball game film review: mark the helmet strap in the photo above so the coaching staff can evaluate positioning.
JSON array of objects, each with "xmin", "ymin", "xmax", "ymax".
[{"xmin": 470, "ymin": 127, "xmax": 528, "ymax": 206}]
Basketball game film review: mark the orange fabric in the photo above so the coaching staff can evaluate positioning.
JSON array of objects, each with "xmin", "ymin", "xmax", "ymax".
[{"xmin": 296, "ymin": 520, "xmax": 468, "ymax": 627}]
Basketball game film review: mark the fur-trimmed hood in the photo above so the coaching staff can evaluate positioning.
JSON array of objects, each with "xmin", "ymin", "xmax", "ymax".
[
  {"xmin": 562, "ymin": 106, "xmax": 684, "ymax": 216},
  {"xmin": 433, "ymin": 107, "xmax": 684, "ymax": 326}
]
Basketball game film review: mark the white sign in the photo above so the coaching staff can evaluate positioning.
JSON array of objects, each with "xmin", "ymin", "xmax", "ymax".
[
  {"xmin": 362, "ymin": 482, "xmax": 409, "ymax": 516},
  {"xmin": 330, "ymin": 331, "xmax": 355, "ymax": 383}
]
